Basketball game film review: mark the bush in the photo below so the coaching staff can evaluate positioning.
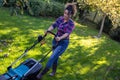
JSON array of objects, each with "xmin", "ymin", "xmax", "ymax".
[
  {"xmin": 97, "ymin": 16, "xmax": 113, "ymax": 34},
  {"xmin": 29, "ymin": 0, "xmax": 64, "ymax": 18},
  {"xmin": 52, "ymin": 0, "xmax": 73, "ymax": 3},
  {"xmin": 52, "ymin": 2, "xmax": 64, "ymax": 17},
  {"xmin": 109, "ymin": 27, "xmax": 120, "ymax": 42},
  {"xmin": 30, "ymin": 0, "xmax": 45, "ymax": 16},
  {"xmin": 0, "ymin": 0, "xmax": 3, "ymax": 6}
]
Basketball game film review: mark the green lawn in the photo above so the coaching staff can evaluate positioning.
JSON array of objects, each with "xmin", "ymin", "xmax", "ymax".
[{"xmin": 0, "ymin": 7, "xmax": 120, "ymax": 80}]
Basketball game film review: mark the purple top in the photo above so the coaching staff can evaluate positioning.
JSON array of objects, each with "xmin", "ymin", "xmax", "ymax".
[{"xmin": 52, "ymin": 16, "xmax": 75, "ymax": 39}]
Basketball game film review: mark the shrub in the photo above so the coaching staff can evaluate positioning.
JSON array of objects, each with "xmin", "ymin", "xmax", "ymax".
[
  {"xmin": 29, "ymin": 0, "xmax": 64, "ymax": 18},
  {"xmin": 109, "ymin": 27, "xmax": 120, "ymax": 42},
  {"xmin": 52, "ymin": 0, "xmax": 72, "ymax": 3},
  {"xmin": 52, "ymin": 2, "xmax": 64, "ymax": 17},
  {"xmin": 30, "ymin": 0, "xmax": 45, "ymax": 16},
  {"xmin": 0, "ymin": 0, "xmax": 3, "ymax": 6}
]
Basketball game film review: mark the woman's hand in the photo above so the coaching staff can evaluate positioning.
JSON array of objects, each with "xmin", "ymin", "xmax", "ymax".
[{"xmin": 55, "ymin": 36, "xmax": 61, "ymax": 41}]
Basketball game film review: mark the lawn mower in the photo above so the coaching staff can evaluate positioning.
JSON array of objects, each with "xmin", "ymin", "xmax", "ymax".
[{"xmin": 0, "ymin": 31, "xmax": 55, "ymax": 80}]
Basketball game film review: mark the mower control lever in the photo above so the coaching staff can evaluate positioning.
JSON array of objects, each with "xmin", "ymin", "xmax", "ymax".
[{"xmin": 46, "ymin": 31, "xmax": 56, "ymax": 36}]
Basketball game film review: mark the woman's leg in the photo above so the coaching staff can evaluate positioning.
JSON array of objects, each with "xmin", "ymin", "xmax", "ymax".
[
  {"xmin": 36, "ymin": 40, "xmax": 69, "ymax": 79},
  {"xmin": 36, "ymin": 46, "xmax": 62, "ymax": 80},
  {"xmin": 49, "ymin": 58, "xmax": 58, "ymax": 76},
  {"xmin": 47, "ymin": 40, "xmax": 69, "ymax": 76}
]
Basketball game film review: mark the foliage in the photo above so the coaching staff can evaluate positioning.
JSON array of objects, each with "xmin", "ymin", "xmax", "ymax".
[
  {"xmin": 2, "ymin": 0, "xmax": 33, "ymax": 15},
  {"xmin": 0, "ymin": 0, "xmax": 8, "ymax": 7},
  {"xmin": 77, "ymin": 0, "xmax": 120, "ymax": 29},
  {"xmin": 41, "ymin": 0, "xmax": 76, "ymax": 3},
  {"xmin": 29, "ymin": 0, "xmax": 64, "ymax": 17},
  {"xmin": 109, "ymin": 27, "xmax": 120, "ymax": 42},
  {"xmin": 53, "ymin": 0, "xmax": 71, "ymax": 3},
  {"xmin": 0, "ymin": 0, "xmax": 3, "ymax": 6},
  {"xmin": 2, "ymin": 0, "xmax": 75, "ymax": 17}
]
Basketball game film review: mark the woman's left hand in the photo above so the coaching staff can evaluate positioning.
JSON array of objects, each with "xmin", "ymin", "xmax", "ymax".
[{"xmin": 55, "ymin": 36, "xmax": 61, "ymax": 41}]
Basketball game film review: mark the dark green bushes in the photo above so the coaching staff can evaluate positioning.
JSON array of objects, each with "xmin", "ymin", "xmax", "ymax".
[
  {"xmin": 52, "ymin": 0, "xmax": 73, "ymax": 3},
  {"xmin": 109, "ymin": 27, "xmax": 120, "ymax": 42},
  {"xmin": 96, "ymin": 16, "xmax": 120, "ymax": 42},
  {"xmin": 1, "ymin": 0, "xmax": 64, "ymax": 18},
  {"xmin": 0, "ymin": 0, "xmax": 3, "ymax": 6},
  {"xmin": 29, "ymin": 0, "xmax": 64, "ymax": 18}
]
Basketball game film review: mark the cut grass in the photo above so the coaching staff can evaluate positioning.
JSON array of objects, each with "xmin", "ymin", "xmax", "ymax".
[{"xmin": 0, "ymin": 7, "xmax": 120, "ymax": 80}]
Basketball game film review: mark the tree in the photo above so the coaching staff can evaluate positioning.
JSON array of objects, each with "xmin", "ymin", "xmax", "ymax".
[
  {"xmin": 97, "ymin": 14, "xmax": 106, "ymax": 38},
  {"xmin": 77, "ymin": 0, "xmax": 120, "ymax": 38},
  {"xmin": 85, "ymin": 0, "xmax": 120, "ymax": 28},
  {"xmin": 0, "ymin": 0, "xmax": 8, "ymax": 6}
]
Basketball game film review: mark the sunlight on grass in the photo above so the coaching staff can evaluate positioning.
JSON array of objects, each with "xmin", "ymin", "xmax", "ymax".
[
  {"xmin": 93, "ymin": 58, "xmax": 107, "ymax": 65},
  {"xmin": 70, "ymin": 33, "xmax": 105, "ymax": 55},
  {"xmin": 75, "ymin": 22, "xmax": 87, "ymax": 28},
  {"xmin": 29, "ymin": 29, "xmax": 44, "ymax": 36},
  {"xmin": 80, "ymin": 66, "xmax": 90, "ymax": 75},
  {"xmin": 0, "ymin": 27, "xmax": 19, "ymax": 35},
  {"xmin": 0, "ymin": 22, "xmax": 3, "ymax": 25},
  {"xmin": 23, "ymin": 19, "xmax": 29, "ymax": 23},
  {"xmin": 61, "ymin": 53, "xmax": 72, "ymax": 60},
  {"xmin": 27, "ymin": 50, "xmax": 43, "ymax": 58}
]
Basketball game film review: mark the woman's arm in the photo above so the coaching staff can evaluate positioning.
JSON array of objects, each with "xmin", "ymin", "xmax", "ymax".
[
  {"xmin": 45, "ymin": 26, "xmax": 54, "ymax": 35},
  {"xmin": 55, "ymin": 33, "xmax": 69, "ymax": 41},
  {"xmin": 47, "ymin": 26, "xmax": 54, "ymax": 31}
]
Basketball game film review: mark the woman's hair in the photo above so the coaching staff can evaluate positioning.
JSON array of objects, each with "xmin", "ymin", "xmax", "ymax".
[{"xmin": 65, "ymin": 2, "xmax": 77, "ymax": 17}]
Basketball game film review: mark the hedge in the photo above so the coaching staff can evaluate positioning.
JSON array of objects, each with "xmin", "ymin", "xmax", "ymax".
[
  {"xmin": 29, "ymin": 0, "xmax": 64, "ymax": 18},
  {"xmin": 109, "ymin": 27, "xmax": 120, "ymax": 42}
]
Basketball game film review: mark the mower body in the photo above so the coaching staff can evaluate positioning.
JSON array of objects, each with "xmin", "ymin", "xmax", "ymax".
[{"xmin": 0, "ymin": 58, "xmax": 42, "ymax": 80}]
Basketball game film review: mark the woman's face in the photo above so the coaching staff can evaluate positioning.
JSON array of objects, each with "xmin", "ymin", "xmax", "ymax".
[{"xmin": 64, "ymin": 9, "xmax": 71, "ymax": 20}]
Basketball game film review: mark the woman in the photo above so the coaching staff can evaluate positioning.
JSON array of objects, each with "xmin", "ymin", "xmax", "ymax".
[{"xmin": 36, "ymin": 3, "xmax": 77, "ymax": 80}]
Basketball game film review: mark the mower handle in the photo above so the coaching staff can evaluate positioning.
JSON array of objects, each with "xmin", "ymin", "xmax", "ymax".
[
  {"xmin": 46, "ymin": 31, "xmax": 56, "ymax": 36},
  {"xmin": 39, "ymin": 31, "xmax": 55, "ymax": 42},
  {"xmin": 7, "ymin": 31, "xmax": 56, "ymax": 70}
]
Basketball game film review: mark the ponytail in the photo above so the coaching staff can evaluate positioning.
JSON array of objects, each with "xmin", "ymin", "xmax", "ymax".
[{"xmin": 65, "ymin": 2, "xmax": 77, "ymax": 17}]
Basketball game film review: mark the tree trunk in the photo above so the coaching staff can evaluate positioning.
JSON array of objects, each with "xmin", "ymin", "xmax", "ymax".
[{"xmin": 97, "ymin": 14, "xmax": 107, "ymax": 38}]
